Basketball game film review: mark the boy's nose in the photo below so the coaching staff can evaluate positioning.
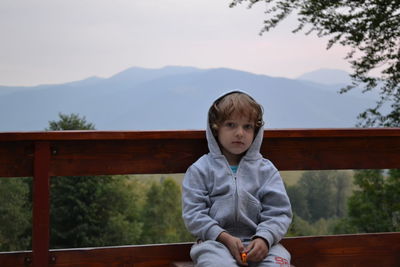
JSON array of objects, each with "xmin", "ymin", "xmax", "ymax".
[{"xmin": 235, "ymin": 127, "xmax": 244, "ymax": 137}]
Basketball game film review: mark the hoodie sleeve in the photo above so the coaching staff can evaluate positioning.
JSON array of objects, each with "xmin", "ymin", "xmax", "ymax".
[
  {"xmin": 182, "ymin": 164, "xmax": 225, "ymax": 241},
  {"xmin": 252, "ymin": 168, "xmax": 292, "ymax": 248}
]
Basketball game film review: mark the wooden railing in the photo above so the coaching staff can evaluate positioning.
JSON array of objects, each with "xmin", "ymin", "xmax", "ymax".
[{"xmin": 0, "ymin": 128, "xmax": 400, "ymax": 267}]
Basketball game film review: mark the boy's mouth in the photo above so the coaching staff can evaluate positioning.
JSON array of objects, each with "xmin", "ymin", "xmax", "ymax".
[{"xmin": 232, "ymin": 141, "xmax": 244, "ymax": 145}]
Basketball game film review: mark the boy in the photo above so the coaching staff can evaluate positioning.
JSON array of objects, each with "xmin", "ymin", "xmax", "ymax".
[{"xmin": 182, "ymin": 91, "xmax": 292, "ymax": 266}]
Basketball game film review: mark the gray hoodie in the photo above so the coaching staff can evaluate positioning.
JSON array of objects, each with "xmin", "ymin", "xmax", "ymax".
[{"xmin": 182, "ymin": 92, "xmax": 292, "ymax": 248}]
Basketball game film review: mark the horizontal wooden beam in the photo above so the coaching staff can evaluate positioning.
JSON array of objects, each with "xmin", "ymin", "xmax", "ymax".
[
  {"xmin": 263, "ymin": 134, "xmax": 400, "ymax": 170},
  {"xmin": 0, "ymin": 128, "xmax": 399, "ymax": 177},
  {"xmin": 0, "ymin": 243, "xmax": 193, "ymax": 267},
  {"xmin": 281, "ymin": 232, "xmax": 400, "ymax": 267},
  {"xmin": 1, "ymin": 128, "xmax": 399, "ymax": 141},
  {"xmin": 1, "ymin": 233, "xmax": 399, "ymax": 267}
]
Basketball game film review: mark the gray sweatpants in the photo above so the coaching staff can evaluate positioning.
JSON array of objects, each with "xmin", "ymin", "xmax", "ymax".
[{"xmin": 190, "ymin": 240, "xmax": 291, "ymax": 267}]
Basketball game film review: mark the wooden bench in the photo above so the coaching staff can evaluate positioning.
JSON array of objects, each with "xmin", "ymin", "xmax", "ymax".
[
  {"xmin": 170, "ymin": 233, "xmax": 400, "ymax": 267},
  {"xmin": 0, "ymin": 129, "xmax": 399, "ymax": 267}
]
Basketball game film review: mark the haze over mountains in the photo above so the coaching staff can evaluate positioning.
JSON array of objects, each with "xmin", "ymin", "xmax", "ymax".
[{"xmin": 0, "ymin": 66, "xmax": 376, "ymax": 131}]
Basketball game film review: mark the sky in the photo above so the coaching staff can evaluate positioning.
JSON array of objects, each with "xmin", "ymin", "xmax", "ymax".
[{"xmin": 0, "ymin": 0, "xmax": 351, "ymax": 86}]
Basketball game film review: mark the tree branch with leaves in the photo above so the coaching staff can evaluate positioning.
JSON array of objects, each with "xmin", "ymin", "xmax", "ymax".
[{"xmin": 231, "ymin": 0, "xmax": 400, "ymax": 127}]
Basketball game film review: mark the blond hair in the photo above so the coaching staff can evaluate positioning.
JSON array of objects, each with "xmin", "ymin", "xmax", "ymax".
[{"xmin": 208, "ymin": 92, "xmax": 264, "ymax": 136}]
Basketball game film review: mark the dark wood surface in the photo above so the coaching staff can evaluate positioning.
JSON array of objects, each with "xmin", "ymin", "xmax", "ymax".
[
  {"xmin": 1, "ymin": 233, "xmax": 399, "ymax": 267},
  {"xmin": 1, "ymin": 128, "xmax": 399, "ymax": 177},
  {"xmin": 32, "ymin": 142, "xmax": 51, "ymax": 267},
  {"xmin": 282, "ymin": 232, "xmax": 400, "ymax": 267}
]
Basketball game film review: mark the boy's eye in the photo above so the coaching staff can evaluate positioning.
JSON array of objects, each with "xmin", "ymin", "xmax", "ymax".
[
  {"xmin": 225, "ymin": 122, "xmax": 236, "ymax": 128},
  {"xmin": 244, "ymin": 124, "xmax": 254, "ymax": 130}
]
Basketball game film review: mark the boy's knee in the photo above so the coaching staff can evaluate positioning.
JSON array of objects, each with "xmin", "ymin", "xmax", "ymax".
[
  {"xmin": 190, "ymin": 240, "xmax": 238, "ymax": 267},
  {"xmin": 260, "ymin": 244, "xmax": 291, "ymax": 267}
]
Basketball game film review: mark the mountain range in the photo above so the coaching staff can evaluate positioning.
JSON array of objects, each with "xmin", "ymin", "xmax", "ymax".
[{"xmin": 0, "ymin": 66, "xmax": 377, "ymax": 131}]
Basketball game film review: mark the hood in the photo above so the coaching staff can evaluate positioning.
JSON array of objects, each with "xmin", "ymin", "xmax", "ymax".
[{"xmin": 206, "ymin": 90, "xmax": 264, "ymax": 161}]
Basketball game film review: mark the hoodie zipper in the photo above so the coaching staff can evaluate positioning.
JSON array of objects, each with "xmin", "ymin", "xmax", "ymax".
[
  {"xmin": 227, "ymin": 160, "xmax": 241, "ymax": 225},
  {"xmin": 234, "ymin": 173, "xmax": 239, "ymax": 223}
]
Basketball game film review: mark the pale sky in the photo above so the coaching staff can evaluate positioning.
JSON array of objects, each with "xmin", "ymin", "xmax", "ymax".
[{"xmin": 0, "ymin": 0, "xmax": 351, "ymax": 86}]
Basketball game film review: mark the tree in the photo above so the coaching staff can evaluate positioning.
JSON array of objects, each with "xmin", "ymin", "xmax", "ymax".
[
  {"xmin": 333, "ymin": 171, "xmax": 352, "ymax": 218},
  {"xmin": 286, "ymin": 184, "xmax": 310, "ymax": 221},
  {"xmin": 297, "ymin": 171, "xmax": 336, "ymax": 222},
  {"xmin": 140, "ymin": 178, "xmax": 193, "ymax": 244},
  {"xmin": 0, "ymin": 178, "xmax": 31, "ymax": 251},
  {"xmin": 287, "ymin": 170, "xmax": 352, "ymax": 223},
  {"xmin": 341, "ymin": 169, "xmax": 400, "ymax": 233},
  {"xmin": 48, "ymin": 113, "xmax": 143, "ymax": 248},
  {"xmin": 286, "ymin": 171, "xmax": 353, "ymax": 236},
  {"xmin": 230, "ymin": 0, "xmax": 400, "ymax": 127},
  {"xmin": 46, "ymin": 113, "xmax": 95, "ymax": 131},
  {"xmin": 287, "ymin": 215, "xmax": 340, "ymax": 236}
]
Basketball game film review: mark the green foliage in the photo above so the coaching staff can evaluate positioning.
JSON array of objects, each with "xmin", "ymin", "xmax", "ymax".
[
  {"xmin": 299, "ymin": 171, "xmax": 336, "ymax": 222},
  {"xmin": 47, "ymin": 113, "xmax": 95, "ymax": 130},
  {"xmin": 50, "ymin": 176, "xmax": 143, "ymax": 248},
  {"xmin": 334, "ymin": 171, "xmax": 352, "ymax": 218},
  {"xmin": 286, "ymin": 183, "xmax": 310, "ymax": 221},
  {"xmin": 287, "ymin": 170, "xmax": 352, "ymax": 223},
  {"xmin": 0, "ymin": 178, "xmax": 31, "ymax": 251},
  {"xmin": 230, "ymin": 0, "xmax": 400, "ymax": 127},
  {"xmin": 100, "ymin": 177, "xmax": 144, "ymax": 244},
  {"xmin": 141, "ymin": 177, "xmax": 193, "ymax": 244},
  {"xmin": 332, "ymin": 217, "xmax": 358, "ymax": 234},
  {"xmin": 336, "ymin": 169, "xmax": 400, "ymax": 233},
  {"xmin": 288, "ymin": 215, "xmax": 340, "ymax": 237}
]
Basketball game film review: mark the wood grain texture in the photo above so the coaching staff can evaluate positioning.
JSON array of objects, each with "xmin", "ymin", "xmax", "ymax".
[
  {"xmin": 32, "ymin": 142, "xmax": 51, "ymax": 267},
  {"xmin": 281, "ymin": 232, "xmax": 400, "ymax": 267},
  {"xmin": 1, "ymin": 233, "xmax": 399, "ymax": 267},
  {"xmin": 1, "ymin": 128, "xmax": 399, "ymax": 177}
]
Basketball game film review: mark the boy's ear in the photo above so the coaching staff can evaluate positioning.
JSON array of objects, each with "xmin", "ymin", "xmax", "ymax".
[{"xmin": 211, "ymin": 123, "xmax": 219, "ymax": 137}]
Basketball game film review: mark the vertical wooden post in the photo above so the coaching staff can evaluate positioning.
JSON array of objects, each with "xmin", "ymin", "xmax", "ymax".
[{"xmin": 32, "ymin": 141, "xmax": 51, "ymax": 267}]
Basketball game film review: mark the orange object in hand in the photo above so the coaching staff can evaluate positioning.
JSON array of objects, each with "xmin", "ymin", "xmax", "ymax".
[{"xmin": 241, "ymin": 252, "xmax": 247, "ymax": 263}]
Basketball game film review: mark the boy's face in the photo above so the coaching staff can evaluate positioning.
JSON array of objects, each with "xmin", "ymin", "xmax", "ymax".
[{"xmin": 217, "ymin": 112, "xmax": 255, "ymax": 165}]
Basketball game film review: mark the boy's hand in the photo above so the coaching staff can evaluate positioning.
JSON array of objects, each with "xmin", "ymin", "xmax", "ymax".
[
  {"xmin": 217, "ymin": 232, "xmax": 247, "ymax": 266},
  {"xmin": 245, "ymin": 238, "xmax": 269, "ymax": 263}
]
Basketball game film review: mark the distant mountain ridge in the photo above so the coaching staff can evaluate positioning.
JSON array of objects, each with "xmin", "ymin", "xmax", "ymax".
[
  {"xmin": 0, "ymin": 66, "xmax": 375, "ymax": 131},
  {"xmin": 297, "ymin": 69, "xmax": 352, "ymax": 85}
]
